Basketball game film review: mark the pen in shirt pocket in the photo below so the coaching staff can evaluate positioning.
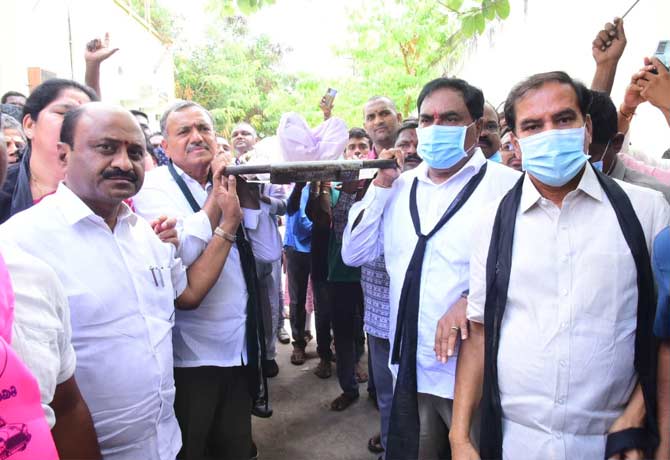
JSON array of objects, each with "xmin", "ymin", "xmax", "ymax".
[{"xmin": 149, "ymin": 266, "xmax": 165, "ymax": 288}]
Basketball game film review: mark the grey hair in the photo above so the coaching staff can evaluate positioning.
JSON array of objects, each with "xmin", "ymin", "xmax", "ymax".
[
  {"xmin": 0, "ymin": 114, "xmax": 25, "ymax": 141},
  {"xmin": 232, "ymin": 121, "xmax": 257, "ymax": 139},
  {"xmin": 160, "ymin": 100, "xmax": 215, "ymax": 137}
]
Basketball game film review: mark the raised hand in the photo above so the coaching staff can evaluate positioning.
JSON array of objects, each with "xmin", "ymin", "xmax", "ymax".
[
  {"xmin": 592, "ymin": 17, "xmax": 626, "ymax": 65},
  {"xmin": 373, "ymin": 148, "xmax": 403, "ymax": 188},
  {"xmin": 638, "ymin": 57, "xmax": 670, "ymax": 112},
  {"xmin": 215, "ymin": 175, "xmax": 242, "ymax": 234},
  {"xmin": 85, "ymin": 32, "xmax": 119, "ymax": 64}
]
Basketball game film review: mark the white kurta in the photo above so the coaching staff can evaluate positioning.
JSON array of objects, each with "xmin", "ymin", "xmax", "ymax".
[
  {"xmin": 0, "ymin": 183, "xmax": 187, "ymax": 460},
  {"xmin": 133, "ymin": 164, "xmax": 249, "ymax": 368},
  {"xmin": 468, "ymin": 165, "xmax": 670, "ymax": 459},
  {"xmin": 342, "ymin": 151, "xmax": 520, "ymax": 398}
]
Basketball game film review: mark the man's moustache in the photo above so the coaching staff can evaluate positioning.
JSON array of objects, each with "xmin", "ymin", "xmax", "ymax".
[
  {"xmin": 405, "ymin": 154, "xmax": 422, "ymax": 163},
  {"xmin": 478, "ymin": 137, "xmax": 492, "ymax": 147},
  {"xmin": 102, "ymin": 169, "xmax": 138, "ymax": 181},
  {"xmin": 186, "ymin": 143, "xmax": 210, "ymax": 153}
]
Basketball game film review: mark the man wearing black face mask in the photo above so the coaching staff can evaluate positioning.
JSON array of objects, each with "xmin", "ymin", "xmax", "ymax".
[
  {"xmin": 587, "ymin": 89, "xmax": 670, "ymax": 203},
  {"xmin": 343, "ymin": 77, "xmax": 519, "ymax": 460}
]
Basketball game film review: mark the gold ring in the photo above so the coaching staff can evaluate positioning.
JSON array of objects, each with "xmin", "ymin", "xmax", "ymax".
[{"xmin": 451, "ymin": 326, "xmax": 460, "ymax": 331}]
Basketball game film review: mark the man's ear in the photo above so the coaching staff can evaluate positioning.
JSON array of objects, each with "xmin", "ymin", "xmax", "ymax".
[
  {"xmin": 511, "ymin": 132, "xmax": 522, "ymax": 160},
  {"xmin": 161, "ymin": 139, "xmax": 170, "ymax": 159},
  {"xmin": 471, "ymin": 117, "xmax": 483, "ymax": 141},
  {"xmin": 396, "ymin": 112, "xmax": 403, "ymax": 123},
  {"xmin": 23, "ymin": 114, "xmax": 35, "ymax": 140},
  {"xmin": 57, "ymin": 142, "xmax": 70, "ymax": 168},
  {"xmin": 584, "ymin": 114, "xmax": 593, "ymax": 149},
  {"xmin": 611, "ymin": 132, "xmax": 625, "ymax": 154}
]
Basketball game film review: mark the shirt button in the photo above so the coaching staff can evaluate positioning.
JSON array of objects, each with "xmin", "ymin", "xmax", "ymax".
[
  {"xmin": 560, "ymin": 360, "xmax": 567, "ymax": 368},
  {"xmin": 557, "ymin": 398, "xmax": 565, "ymax": 405},
  {"xmin": 555, "ymin": 432, "xmax": 562, "ymax": 439},
  {"xmin": 561, "ymin": 255, "xmax": 569, "ymax": 263},
  {"xmin": 561, "ymin": 288, "xmax": 568, "ymax": 296}
]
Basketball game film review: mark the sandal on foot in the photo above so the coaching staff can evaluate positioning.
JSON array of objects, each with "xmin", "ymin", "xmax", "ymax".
[
  {"xmin": 330, "ymin": 392, "xmax": 359, "ymax": 411},
  {"xmin": 367, "ymin": 433, "xmax": 384, "ymax": 454}
]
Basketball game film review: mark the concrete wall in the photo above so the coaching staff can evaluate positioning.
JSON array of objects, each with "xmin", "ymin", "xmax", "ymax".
[
  {"xmin": 452, "ymin": 0, "xmax": 670, "ymax": 157},
  {"xmin": 0, "ymin": 0, "xmax": 174, "ymax": 131}
]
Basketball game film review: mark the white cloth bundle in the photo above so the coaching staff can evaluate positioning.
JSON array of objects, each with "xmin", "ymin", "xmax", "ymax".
[{"xmin": 277, "ymin": 112, "xmax": 348, "ymax": 162}]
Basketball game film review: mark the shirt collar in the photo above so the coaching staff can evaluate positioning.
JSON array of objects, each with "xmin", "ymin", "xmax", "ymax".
[
  {"xmin": 56, "ymin": 182, "xmax": 136, "ymax": 226},
  {"xmin": 171, "ymin": 162, "xmax": 212, "ymax": 191},
  {"xmin": 520, "ymin": 163, "xmax": 603, "ymax": 213},
  {"xmin": 415, "ymin": 148, "xmax": 487, "ymax": 186}
]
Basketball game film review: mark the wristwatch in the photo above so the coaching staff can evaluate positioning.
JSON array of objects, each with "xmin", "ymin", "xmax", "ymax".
[{"xmin": 214, "ymin": 227, "xmax": 236, "ymax": 243}]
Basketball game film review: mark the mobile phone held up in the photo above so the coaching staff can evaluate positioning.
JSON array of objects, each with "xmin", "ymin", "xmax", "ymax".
[
  {"xmin": 652, "ymin": 40, "xmax": 670, "ymax": 74},
  {"xmin": 322, "ymin": 88, "xmax": 337, "ymax": 109}
]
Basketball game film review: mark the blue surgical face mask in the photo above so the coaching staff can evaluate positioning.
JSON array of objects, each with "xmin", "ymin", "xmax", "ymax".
[
  {"xmin": 592, "ymin": 139, "xmax": 611, "ymax": 173},
  {"xmin": 518, "ymin": 126, "xmax": 590, "ymax": 187},
  {"xmin": 488, "ymin": 151, "xmax": 502, "ymax": 163},
  {"xmin": 417, "ymin": 123, "xmax": 475, "ymax": 170}
]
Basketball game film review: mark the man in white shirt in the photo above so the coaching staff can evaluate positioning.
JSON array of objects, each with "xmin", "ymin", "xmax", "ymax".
[
  {"xmin": 451, "ymin": 71, "xmax": 670, "ymax": 460},
  {"xmin": 0, "ymin": 102, "xmax": 242, "ymax": 460},
  {"xmin": 132, "ymin": 102, "xmax": 261, "ymax": 459},
  {"xmin": 342, "ymin": 77, "xmax": 520, "ymax": 460},
  {"xmin": 0, "ymin": 121, "xmax": 100, "ymax": 459}
]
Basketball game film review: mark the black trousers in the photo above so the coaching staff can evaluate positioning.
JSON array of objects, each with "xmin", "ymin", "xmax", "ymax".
[
  {"xmin": 285, "ymin": 248, "xmax": 311, "ymax": 349},
  {"xmin": 174, "ymin": 366, "xmax": 252, "ymax": 460},
  {"xmin": 327, "ymin": 281, "xmax": 363, "ymax": 397}
]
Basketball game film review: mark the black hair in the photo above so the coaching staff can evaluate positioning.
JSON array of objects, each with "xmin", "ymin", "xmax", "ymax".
[
  {"xmin": 130, "ymin": 109, "xmax": 148, "ymax": 119},
  {"xmin": 416, "ymin": 77, "xmax": 484, "ymax": 121},
  {"xmin": 1, "ymin": 91, "xmax": 26, "ymax": 104},
  {"xmin": 504, "ymin": 71, "xmax": 591, "ymax": 134},
  {"xmin": 349, "ymin": 127, "xmax": 371, "ymax": 144},
  {"xmin": 22, "ymin": 79, "xmax": 98, "ymax": 123},
  {"xmin": 397, "ymin": 118, "xmax": 418, "ymax": 137},
  {"xmin": 160, "ymin": 100, "xmax": 214, "ymax": 137},
  {"xmin": 662, "ymin": 148, "xmax": 670, "ymax": 160},
  {"xmin": 588, "ymin": 90, "xmax": 617, "ymax": 145},
  {"xmin": 59, "ymin": 105, "xmax": 88, "ymax": 148},
  {"xmin": 0, "ymin": 104, "xmax": 23, "ymax": 123}
]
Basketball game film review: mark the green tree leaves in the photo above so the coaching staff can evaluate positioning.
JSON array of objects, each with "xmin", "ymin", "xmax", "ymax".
[{"xmin": 173, "ymin": 0, "xmax": 510, "ymax": 138}]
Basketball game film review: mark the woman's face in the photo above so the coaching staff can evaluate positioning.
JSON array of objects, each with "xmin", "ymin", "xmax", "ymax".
[{"xmin": 24, "ymin": 88, "xmax": 91, "ymax": 165}]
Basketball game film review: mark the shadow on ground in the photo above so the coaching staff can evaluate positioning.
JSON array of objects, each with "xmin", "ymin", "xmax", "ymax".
[{"xmin": 253, "ymin": 324, "xmax": 380, "ymax": 460}]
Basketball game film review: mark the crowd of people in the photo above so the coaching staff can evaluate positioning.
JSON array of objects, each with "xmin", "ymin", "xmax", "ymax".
[{"xmin": 1, "ymin": 14, "xmax": 670, "ymax": 460}]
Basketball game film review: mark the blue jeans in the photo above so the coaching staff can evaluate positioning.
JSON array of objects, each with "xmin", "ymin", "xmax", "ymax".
[{"xmin": 369, "ymin": 334, "xmax": 393, "ymax": 455}]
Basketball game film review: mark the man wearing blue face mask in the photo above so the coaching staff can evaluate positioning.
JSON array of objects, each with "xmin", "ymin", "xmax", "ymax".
[
  {"xmin": 342, "ymin": 77, "xmax": 520, "ymax": 460},
  {"xmin": 451, "ymin": 71, "xmax": 670, "ymax": 460},
  {"xmin": 587, "ymin": 89, "xmax": 670, "ymax": 203}
]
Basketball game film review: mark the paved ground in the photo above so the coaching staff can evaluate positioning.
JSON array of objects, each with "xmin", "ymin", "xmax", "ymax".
[{"xmin": 252, "ymin": 320, "xmax": 381, "ymax": 460}]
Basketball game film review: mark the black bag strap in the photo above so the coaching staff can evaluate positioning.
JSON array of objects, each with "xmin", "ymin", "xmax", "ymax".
[{"xmin": 168, "ymin": 161, "xmax": 201, "ymax": 213}]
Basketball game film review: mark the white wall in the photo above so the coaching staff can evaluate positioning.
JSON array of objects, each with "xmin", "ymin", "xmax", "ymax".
[
  {"xmin": 453, "ymin": 0, "xmax": 670, "ymax": 157},
  {"xmin": 0, "ymin": 0, "xmax": 175, "ymax": 131}
]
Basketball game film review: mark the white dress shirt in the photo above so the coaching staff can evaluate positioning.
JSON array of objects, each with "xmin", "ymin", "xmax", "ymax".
[
  {"xmin": 243, "ymin": 183, "xmax": 287, "ymax": 263},
  {"xmin": 342, "ymin": 151, "xmax": 520, "ymax": 398},
  {"xmin": 468, "ymin": 165, "xmax": 670, "ymax": 459},
  {"xmin": 133, "ymin": 164, "xmax": 248, "ymax": 368},
  {"xmin": 0, "ymin": 183, "xmax": 188, "ymax": 460},
  {"xmin": 1, "ymin": 242, "xmax": 77, "ymax": 429}
]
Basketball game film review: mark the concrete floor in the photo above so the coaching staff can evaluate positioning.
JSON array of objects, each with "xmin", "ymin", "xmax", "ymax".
[{"xmin": 252, "ymin": 322, "xmax": 381, "ymax": 460}]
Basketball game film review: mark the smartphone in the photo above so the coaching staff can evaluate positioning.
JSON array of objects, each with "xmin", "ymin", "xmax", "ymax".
[
  {"xmin": 322, "ymin": 88, "xmax": 337, "ymax": 109},
  {"xmin": 653, "ymin": 40, "xmax": 670, "ymax": 70}
]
